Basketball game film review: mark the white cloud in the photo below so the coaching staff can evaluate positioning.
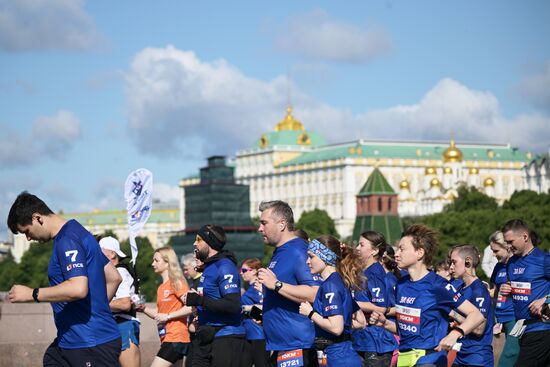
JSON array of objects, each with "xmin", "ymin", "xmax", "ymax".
[
  {"xmin": 153, "ymin": 183, "xmax": 180, "ymax": 204},
  {"xmin": 125, "ymin": 45, "xmax": 294, "ymax": 158},
  {"xmin": 124, "ymin": 46, "xmax": 549, "ymax": 162},
  {"xmin": 0, "ymin": 0, "xmax": 100, "ymax": 51},
  {"xmin": 515, "ymin": 60, "xmax": 550, "ymax": 112},
  {"xmin": 274, "ymin": 10, "xmax": 392, "ymax": 63},
  {"xmin": 0, "ymin": 110, "xmax": 82, "ymax": 167}
]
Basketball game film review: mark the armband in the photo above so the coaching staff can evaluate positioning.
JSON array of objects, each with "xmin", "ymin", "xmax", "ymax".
[
  {"xmin": 308, "ymin": 310, "xmax": 316, "ymax": 320},
  {"xmin": 186, "ymin": 292, "xmax": 203, "ymax": 306},
  {"xmin": 32, "ymin": 288, "xmax": 40, "ymax": 303}
]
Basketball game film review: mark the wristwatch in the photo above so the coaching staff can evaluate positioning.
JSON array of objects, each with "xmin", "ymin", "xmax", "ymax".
[{"xmin": 274, "ymin": 280, "xmax": 283, "ymax": 293}]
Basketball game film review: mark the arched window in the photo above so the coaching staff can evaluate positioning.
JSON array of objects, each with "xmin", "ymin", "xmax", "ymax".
[
  {"xmin": 388, "ymin": 197, "xmax": 392, "ymax": 211},
  {"xmin": 378, "ymin": 197, "xmax": 383, "ymax": 212}
]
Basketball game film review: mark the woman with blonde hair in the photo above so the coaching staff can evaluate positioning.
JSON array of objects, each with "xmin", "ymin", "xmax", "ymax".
[
  {"xmin": 139, "ymin": 246, "xmax": 193, "ymax": 367},
  {"xmin": 488, "ymin": 231, "xmax": 519, "ymax": 367}
]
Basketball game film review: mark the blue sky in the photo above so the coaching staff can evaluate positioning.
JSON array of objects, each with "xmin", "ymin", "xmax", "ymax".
[{"xmin": 1, "ymin": 0, "xmax": 549, "ymax": 240}]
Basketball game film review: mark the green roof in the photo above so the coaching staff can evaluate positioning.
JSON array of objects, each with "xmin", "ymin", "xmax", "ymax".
[
  {"xmin": 64, "ymin": 208, "xmax": 179, "ymax": 225},
  {"xmin": 352, "ymin": 215, "xmax": 403, "ymax": 245},
  {"xmin": 358, "ymin": 168, "xmax": 396, "ymax": 196},
  {"xmin": 280, "ymin": 140, "xmax": 529, "ymax": 166},
  {"xmin": 256, "ymin": 130, "xmax": 326, "ymax": 149}
]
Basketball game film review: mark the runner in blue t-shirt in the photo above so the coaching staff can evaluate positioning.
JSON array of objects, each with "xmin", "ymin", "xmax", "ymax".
[
  {"xmin": 184, "ymin": 224, "xmax": 245, "ymax": 367},
  {"xmin": 448, "ymin": 244, "xmax": 494, "ymax": 367},
  {"xmin": 353, "ymin": 231, "xmax": 398, "ymax": 366},
  {"xmin": 488, "ymin": 230, "xmax": 519, "ymax": 367},
  {"xmin": 240, "ymin": 258, "xmax": 270, "ymax": 367},
  {"xmin": 257, "ymin": 200, "xmax": 320, "ymax": 367},
  {"xmin": 369, "ymin": 224, "xmax": 484, "ymax": 367},
  {"xmin": 500, "ymin": 219, "xmax": 550, "ymax": 367},
  {"xmin": 7, "ymin": 192, "xmax": 122, "ymax": 366},
  {"xmin": 298, "ymin": 236, "xmax": 365, "ymax": 367}
]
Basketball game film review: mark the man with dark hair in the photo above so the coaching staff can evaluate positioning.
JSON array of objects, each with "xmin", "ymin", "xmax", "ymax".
[
  {"xmin": 184, "ymin": 224, "xmax": 244, "ymax": 367},
  {"xmin": 7, "ymin": 192, "xmax": 123, "ymax": 366},
  {"xmin": 257, "ymin": 200, "xmax": 320, "ymax": 367},
  {"xmin": 499, "ymin": 219, "xmax": 550, "ymax": 367}
]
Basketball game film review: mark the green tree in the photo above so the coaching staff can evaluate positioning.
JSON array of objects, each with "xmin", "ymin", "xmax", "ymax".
[
  {"xmin": 444, "ymin": 186, "xmax": 498, "ymax": 212},
  {"xmin": 0, "ymin": 253, "xmax": 20, "ymax": 291},
  {"xmin": 296, "ymin": 208, "xmax": 339, "ymax": 240}
]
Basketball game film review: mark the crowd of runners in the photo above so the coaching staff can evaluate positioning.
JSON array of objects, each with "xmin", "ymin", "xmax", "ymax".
[{"xmin": 6, "ymin": 193, "xmax": 550, "ymax": 367}]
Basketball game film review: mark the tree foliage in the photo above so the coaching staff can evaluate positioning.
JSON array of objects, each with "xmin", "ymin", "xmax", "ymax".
[{"xmin": 296, "ymin": 208, "xmax": 339, "ymax": 241}]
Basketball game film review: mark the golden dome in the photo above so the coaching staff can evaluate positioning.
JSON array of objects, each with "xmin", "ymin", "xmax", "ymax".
[
  {"xmin": 484, "ymin": 177, "xmax": 495, "ymax": 187},
  {"xmin": 443, "ymin": 139, "xmax": 464, "ymax": 163},
  {"xmin": 425, "ymin": 166, "xmax": 437, "ymax": 175},
  {"xmin": 469, "ymin": 167, "xmax": 479, "ymax": 175},
  {"xmin": 430, "ymin": 178, "xmax": 441, "ymax": 187},
  {"xmin": 275, "ymin": 106, "xmax": 305, "ymax": 131},
  {"xmin": 399, "ymin": 179, "xmax": 410, "ymax": 190},
  {"xmin": 444, "ymin": 167, "xmax": 453, "ymax": 174}
]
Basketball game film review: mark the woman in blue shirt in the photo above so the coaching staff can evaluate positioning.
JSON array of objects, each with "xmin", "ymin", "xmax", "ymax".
[
  {"xmin": 353, "ymin": 231, "xmax": 399, "ymax": 366},
  {"xmin": 448, "ymin": 244, "xmax": 494, "ymax": 367},
  {"xmin": 370, "ymin": 224, "xmax": 484, "ymax": 367},
  {"xmin": 488, "ymin": 230, "xmax": 519, "ymax": 367},
  {"xmin": 299, "ymin": 235, "xmax": 366, "ymax": 367}
]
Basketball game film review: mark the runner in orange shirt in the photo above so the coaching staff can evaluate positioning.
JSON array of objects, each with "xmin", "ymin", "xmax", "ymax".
[{"xmin": 139, "ymin": 246, "xmax": 193, "ymax": 366}]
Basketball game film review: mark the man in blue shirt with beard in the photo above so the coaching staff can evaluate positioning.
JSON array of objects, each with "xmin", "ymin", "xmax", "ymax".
[{"xmin": 257, "ymin": 200, "xmax": 320, "ymax": 367}]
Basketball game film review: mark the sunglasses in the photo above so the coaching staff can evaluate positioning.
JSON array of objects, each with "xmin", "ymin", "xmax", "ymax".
[{"xmin": 240, "ymin": 268, "xmax": 252, "ymax": 274}]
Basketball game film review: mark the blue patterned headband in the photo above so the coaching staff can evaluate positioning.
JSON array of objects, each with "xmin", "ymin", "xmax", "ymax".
[{"xmin": 308, "ymin": 239, "xmax": 337, "ymax": 266}]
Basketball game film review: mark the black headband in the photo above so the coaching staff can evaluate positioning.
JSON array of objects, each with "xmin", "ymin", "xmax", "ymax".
[{"xmin": 198, "ymin": 225, "xmax": 225, "ymax": 251}]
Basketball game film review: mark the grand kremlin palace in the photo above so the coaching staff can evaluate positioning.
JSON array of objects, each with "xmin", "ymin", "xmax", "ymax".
[{"xmin": 179, "ymin": 106, "xmax": 533, "ymax": 238}]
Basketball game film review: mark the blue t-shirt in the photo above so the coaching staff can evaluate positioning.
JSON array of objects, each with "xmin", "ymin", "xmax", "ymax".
[
  {"xmin": 197, "ymin": 256, "xmax": 244, "ymax": 336},
  {"xmin": 48, "ymin": 220, "xmax": 120, "ymax": 348},
  {"xmin": 263, "ymin": 237, "xmax": 317, "ymax": 351},
  {"xmin": 507, "ymin": 247, "xmax": 550, "ymax": 333},
  {"xmin": 313, "ymin": 272, "xmax": 356, "ymax": 340},
  {"xmin": 353, "ymin": 263, "xmax": 398, "ymax": 353},
  {"xmin": 454, "ymin": 279, "xmax": 494, "ymax": 367},
  {"xmin": 241, "ymin": 282, "xmax": 264, "ymax": 340},
  {"xmin": 395, "ymin": 271, "xmax": 466, "ymax": 350},
  {"xmin": 490, "ymin": 262, "xmax": 515, "ymax": 323}
]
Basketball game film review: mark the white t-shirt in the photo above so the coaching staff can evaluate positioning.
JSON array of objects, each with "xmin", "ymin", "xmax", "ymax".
[{"xmin": 113, "ymin": 267, "xmax": 139, "ymax": 322}]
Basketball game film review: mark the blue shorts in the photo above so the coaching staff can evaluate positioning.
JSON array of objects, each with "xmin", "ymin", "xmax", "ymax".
[{"xmin": 117, "ymin": 319, "xmax": 140, "ymax": 350}]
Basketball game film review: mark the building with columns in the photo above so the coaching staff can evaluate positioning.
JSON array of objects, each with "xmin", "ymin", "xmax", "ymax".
[{"xmin": 181, "ymin": 107, "xmax": 529, "ymax": 238}]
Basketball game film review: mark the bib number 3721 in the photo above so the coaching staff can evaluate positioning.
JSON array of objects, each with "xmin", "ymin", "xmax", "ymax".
[{"xmin": 277, "ymin": 349, "xmax": 304, "ymax": 367}]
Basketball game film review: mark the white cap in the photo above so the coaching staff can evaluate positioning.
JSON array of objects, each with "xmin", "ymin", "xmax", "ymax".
[{"xmin": 99, "ymin": 236, "xmax": 127, "ymax": 258}]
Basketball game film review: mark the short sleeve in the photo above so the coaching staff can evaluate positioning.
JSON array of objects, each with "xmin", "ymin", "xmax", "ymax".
[
  {"xmin": 56, "ymin": 236, "xmax": 88, "ymax": 279},
  {"xmin": 471, "ymin": 286, "xmax": 491, "ymax": 318},
  {"xmin": 319, "ymin": 281, "xmax": 344, "ymax": 317},
  {"xmin": 218, "ymin": 262, "xmax": 240, "ymax": 296}
]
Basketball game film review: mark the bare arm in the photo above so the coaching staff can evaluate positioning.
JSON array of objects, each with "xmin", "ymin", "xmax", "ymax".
[
  {"xmin": 449, "ymin": 309, "xmax": 486, "ymax": 336},
  {"xmin": 9, "ymin": 276, "xmax": 88, "ymax": 303},
  {"xmin": 278, "ymin": 283, "xmax": 319, "ymax": 303},
  {"xmin": 369, "ymin": 311, "xmax": 397, "ymax": 334},
  {"xmin": 110, "ymin": 296, "xmax": 132, "ymax": 312},
  {"xmin": 104, "ymin": 262, "xmax": 122, "ymax": 302},
  {"xmin": 352, "ymin": 309, "xmax": 367, "ymax": 329},
  {"xmin": 356, "ymin": 300, "xmax": 387, "ymax": 314}
]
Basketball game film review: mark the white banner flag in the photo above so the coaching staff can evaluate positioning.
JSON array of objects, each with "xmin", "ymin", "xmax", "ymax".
[{"xmin": 124, "ymin": 168, "xmax": 153, "ymax": 264}]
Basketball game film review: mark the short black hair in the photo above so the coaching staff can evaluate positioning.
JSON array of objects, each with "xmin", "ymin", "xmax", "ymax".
[{"xmin": 7, "ymin": 192, "xmax": 53, "ymax": 234}]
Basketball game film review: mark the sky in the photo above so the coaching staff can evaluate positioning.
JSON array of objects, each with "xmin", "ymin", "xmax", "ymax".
[{"xmin": 1, "ymin": 0, "xmax": 550, "ymax": 241}]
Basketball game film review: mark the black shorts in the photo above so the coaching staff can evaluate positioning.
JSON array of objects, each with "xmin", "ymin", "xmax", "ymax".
[
  {"xmin": 157, "ymin": 342, "xmax": 191, "ymax": 364},
  {"xmin": 516, "ymin": 329, "xmax": 550, "ymax": 367},
  {"xmin": 43, "ymin": 338, "xmax": 121, "ymax": 367}
]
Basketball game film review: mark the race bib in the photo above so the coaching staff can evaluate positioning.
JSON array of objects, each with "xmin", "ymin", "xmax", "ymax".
[
  {"xmin": 277, "ymin": 349, "xmax": 304, "ymax": 367},
  {"xmin": 511, "ymin": 281, "xmax": 531, "ymax": 295},
  {"xmin": 396, "ymin": 305, "xmax": 421, "ymax": 334}
]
